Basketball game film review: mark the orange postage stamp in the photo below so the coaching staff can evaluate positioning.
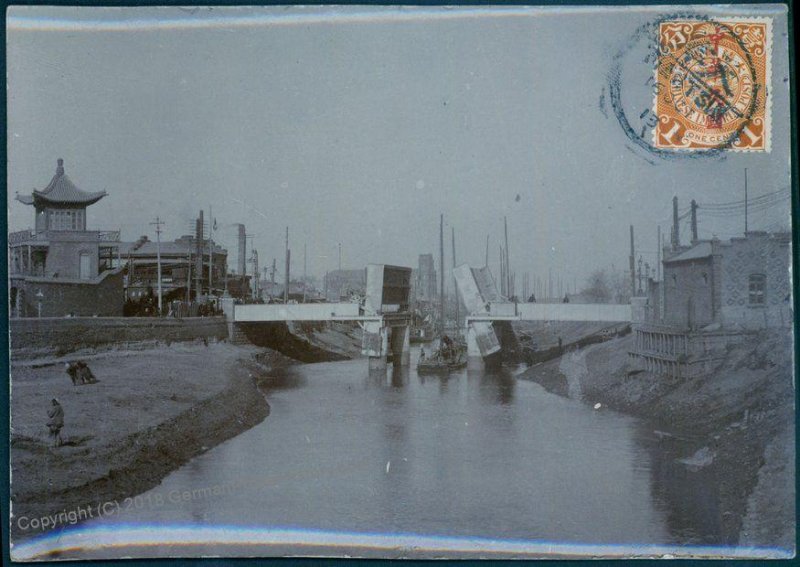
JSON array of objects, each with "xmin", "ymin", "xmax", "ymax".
[{"xmin": 654, "ymin": 19, "xmax": 771, "ymax": 151}]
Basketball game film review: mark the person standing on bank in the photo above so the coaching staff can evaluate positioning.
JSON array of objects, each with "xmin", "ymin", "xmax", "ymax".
[{"xmin": 47, "ymin": 398, "xmax": 64, "ymax": 447}]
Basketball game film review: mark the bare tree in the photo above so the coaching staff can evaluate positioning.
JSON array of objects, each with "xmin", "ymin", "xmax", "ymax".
[{"xmin": 583, "ymin": 270, "xmax": 611, "ymax": 303}]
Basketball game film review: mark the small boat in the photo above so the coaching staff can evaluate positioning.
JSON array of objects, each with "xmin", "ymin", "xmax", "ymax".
[
  {"xmin": 417, "ymin": 339, "xmax": 467, "ymax": 373},
  {"xmin": 410, "ymin": 324, "xmax": 435, "ymax": 344}
]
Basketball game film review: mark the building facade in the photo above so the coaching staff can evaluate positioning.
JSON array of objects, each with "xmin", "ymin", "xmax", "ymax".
[
  {"xmin": 9, "ymin": 159, "xmax": 124, "ymax": 317},
  {"xmin": 121, "ymin": 235, "xmax": 228, "ymax": 302},
  {"xmin": 630, "ymin": 230, "xmax": 792, "ymax": 378}
]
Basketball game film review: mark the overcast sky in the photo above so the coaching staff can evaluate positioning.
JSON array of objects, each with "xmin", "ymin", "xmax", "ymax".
[{"xmin": 6, "ymin": 5, "xmax": 791, "ymax": 287}]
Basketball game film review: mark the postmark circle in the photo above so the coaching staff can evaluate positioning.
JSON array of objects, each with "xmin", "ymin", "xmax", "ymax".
[{"xmin": 606, "ymin": 13, "xmax": 765, "ymax": 160}]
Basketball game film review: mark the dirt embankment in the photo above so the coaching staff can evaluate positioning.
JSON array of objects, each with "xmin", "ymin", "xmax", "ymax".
[
  {"xmin": 10, "ymin": 341, "xmax": 273, "ymax": 543},
  {"xmin": 521, "ymin": 329, "xmax": 795, "ymax": 549}
]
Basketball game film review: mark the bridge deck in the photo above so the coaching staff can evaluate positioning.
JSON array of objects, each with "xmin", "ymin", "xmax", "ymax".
[
  {"xmin": 468, "ymin": 302, "xmax": 632, "ymax": 323},
  {"xmin": 233, "ymin": 302, "xmax": 379, "ymax": 323}
]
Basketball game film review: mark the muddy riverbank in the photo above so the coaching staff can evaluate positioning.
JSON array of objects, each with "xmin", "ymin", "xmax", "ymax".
[
  {"xmin": 520, "ymin": 329, "xmax": 795, "ymax": 550},
  {"xmin": 9, "ymin": 341, "xmax": 275, "ymax": 544}
]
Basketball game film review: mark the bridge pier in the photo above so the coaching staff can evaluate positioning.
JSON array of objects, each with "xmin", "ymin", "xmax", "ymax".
[
  {"xmin": 466, "ymin": 324, "xmax": 484, "ymax": 370},
  {"xmin": 364, "ymin": 321, "xmax": 389, "ymax": 370},
  {"xmin": 394, "ymin": 324, "xmax": 411, "ymax": 366}
]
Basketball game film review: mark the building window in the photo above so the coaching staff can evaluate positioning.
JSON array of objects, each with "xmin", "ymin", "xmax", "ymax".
[
  {"xmin": 701, "ymin": 272, "xmax": 708, "ymax": 285},
  {"xmin": 748, "ymin": 274, "xmax": 766, "ymax": 305},
  {"xmin": 671, "ymin": 274, "xmax": 677, "ymax": 288},
  {"xmin": 49, "ymin": 209, "xmax": 83, "ymax": 231}
]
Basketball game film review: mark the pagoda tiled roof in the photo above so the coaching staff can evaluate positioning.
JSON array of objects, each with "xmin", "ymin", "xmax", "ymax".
[{"xmin": 16, "ymin": 159, "xmax": 107, "ymax": 207}]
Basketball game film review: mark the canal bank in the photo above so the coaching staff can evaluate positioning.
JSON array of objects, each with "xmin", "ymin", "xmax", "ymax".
[
  {"xmin": 520, "ymin": 329, "xmax": 795, "ymax": 549},
  {"xmin": 10, "ymin": 341, "xmax": 276, "ymax": 542}
]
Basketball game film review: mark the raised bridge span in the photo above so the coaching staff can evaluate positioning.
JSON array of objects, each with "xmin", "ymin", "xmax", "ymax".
[{"xmin": 454, "ymin": 264, "xmax": 632, "ymax": 365}]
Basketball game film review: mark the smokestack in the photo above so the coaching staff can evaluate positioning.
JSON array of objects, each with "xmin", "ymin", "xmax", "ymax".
[
  {"xmin": 672, "ymin": 196, "xmax": 680, "ymax": 250},
  {"xmin": 690, "ymin": 199, "xmax": 698, "ymax": 244},
  {"xmin": 237, "ymin": 224, "xmax": 246, "ymax": 276}
]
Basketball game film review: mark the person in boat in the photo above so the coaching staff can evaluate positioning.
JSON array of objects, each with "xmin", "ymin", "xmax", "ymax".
[{"xmin": 440, "ymin": 334, "xmax": 454, "ymax": 360}]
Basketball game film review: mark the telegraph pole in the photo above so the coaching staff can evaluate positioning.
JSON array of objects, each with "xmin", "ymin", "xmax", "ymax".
[
  {"xmin": 208, "ymin": 205, "xmax": 213, "ymax": 293},
  {"xmin": 150, "ymin": 216, "xmax": 164, "ymax": 314},
  {"xmin": 303, "ymin": 242, "xmax": 307, "ymax": 303},
  {"xmin": 690, "ymin": 199, "xmax": 698, "ymax": 243},
  {"xmin": 744, "ymin": 167, "xmax": 749, "ymax": 233},
  {"xmin": 439, "ymin": 214, "xmax": 445, "ymax": 334},
  {"xmin": 271, "ymin": 258, "xmax": 276, "ymax": 300},
  {"xmin": 629, "ymin": 225, "xmax": 636, "ymax": 297},
  {"xmin": 284, "ymin": 227, "xmax": 290, "ymax": 304},
  {"xmin": 451, "ymin": 226, "xmax": 458, "ymax": 330},
  {"xmin": 503, "ymin": 216, "xmax": 510, "ymax": 297},
  {"xmin": 195, "ymin": 210, "xmax": 203, "ymax": 299},
  {"xmin": 657, "ymin": 225, "xmax": 662, "ymax": 281}
]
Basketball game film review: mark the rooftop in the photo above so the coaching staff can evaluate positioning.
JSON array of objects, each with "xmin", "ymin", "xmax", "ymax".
[{"xmin": 16, "ymin": 159, "xmax": 107, "ymax": 207}]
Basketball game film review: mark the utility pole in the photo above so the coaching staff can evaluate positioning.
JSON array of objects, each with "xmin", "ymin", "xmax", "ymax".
[
  {"xmin": 186, "ymin": 248, "xmax": 192, "ymax": 302},
  {"xmin": 629, "ymin": 225, "xmax": 636, "ymax": 297},
  {"xmin": 499, "ymin": 246, "xmax": 506, "ymax": 297},
  {"xmin": 503, "ymin": 216, "xmax": 510, "ymax": 297},
  {"xmin": 284, "ymin": 227, "xmax": 290, "ymax": 304},
  {"xmin": 744, "ymin": 167, "xmax": 749, "ymax": 233},
  {"xmin": 338, "ymin": 242, "xmax": 342, "ymax": 272},
  {"xmin": 149, "ymin": 216, "xmax": 164, "ymax": 314},
  {"xmin": 195, "ymin": 210, "xmax": 203, "ymax": 299},
  {"xmin": 657, "ymin": 226, "xmax": 662, "ymax": 281},
  {"xmin": 485, "ymin": 234, "xmax": 489, "ymax": 268},
  {"xmin": 637, "ymin": 256, "xmax": 643, "ymax": 295},
  {"xmin": 271, "ymin": 258, "xmax": 276, "ymax": 300},
  {"xmin": 250, "ymin": 249, "xmax": 259, "ymax": 300},
  {"xmin": 439, "ymin": 214, "xmax": 445, "ymax": 334},
  {"xmin": 208, "ymin": 205, "xmax": 212, "ymax": 294},
  {"xmin": 672, "ymin": 196, "xmax": 680, "ymax": 250},
  {"xmin": 303, "ymin": 242, "xmax": 307, "ymax": 303},
  {"xmin": 451, "ymin": 226, "xmax": 459, "ymax": 330},
  {"xmin": 690, "ymin": 199, "xmax": 698, "ymax": 243}
]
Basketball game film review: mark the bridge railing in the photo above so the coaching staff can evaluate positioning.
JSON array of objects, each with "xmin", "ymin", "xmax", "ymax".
[
  {"xmin": 233, "ymin": 301, "xmax": 373, "ymax": 322},
  {"xmin": 470, "ymin": 302, "xmax": 633, "ymax": 322}
]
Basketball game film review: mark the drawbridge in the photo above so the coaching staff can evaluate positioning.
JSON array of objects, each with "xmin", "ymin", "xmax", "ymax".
[
  {"xmin": 453, "ymin": 264, "xmax": 632, "ymax": 366},
  {"xmin": 223, "ymin": 264, "xmax": 413, "ymax": 370}
]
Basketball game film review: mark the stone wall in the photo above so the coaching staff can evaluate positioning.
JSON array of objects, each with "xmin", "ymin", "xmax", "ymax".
[
  {"xmin": 10, "ymin": 269, "xmax": 124, "ymax": 318},
  {"xmin": 9, "ymin": 316, "xmax": 228, "ymax": 354}
]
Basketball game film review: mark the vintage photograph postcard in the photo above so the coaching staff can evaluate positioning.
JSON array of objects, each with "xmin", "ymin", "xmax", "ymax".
[{"xmin": 5, "ymin": 4, "xmax": 795, "ymax": 560}]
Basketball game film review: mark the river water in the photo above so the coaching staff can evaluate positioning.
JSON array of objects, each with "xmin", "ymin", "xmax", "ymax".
[{"xmin": 32, "ymin": 348, "xmax": 727, "ymax": 559}]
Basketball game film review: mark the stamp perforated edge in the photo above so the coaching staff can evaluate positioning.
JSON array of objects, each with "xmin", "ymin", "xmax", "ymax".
[{"xmin": 651, "ymin": 16, "xmax": 773, "ymax": 153}]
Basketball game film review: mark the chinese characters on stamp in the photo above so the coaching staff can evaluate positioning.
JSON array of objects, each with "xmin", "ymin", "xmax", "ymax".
[{"xmin": 654, "ymin": 19, "xmax": 771, "ymax": 151}]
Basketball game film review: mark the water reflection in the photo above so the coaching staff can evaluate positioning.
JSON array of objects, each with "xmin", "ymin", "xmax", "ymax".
[
  {"xmin": 473, "ymin": 366, "xmax": 516, "ymax": 406},
  {"xmin": 255, "ymin": 365, "xmax": 306, "ymax": 392},
  {"xmin": 645, "ymin": 435, "xmax": 723, "ymax": 544},
  {"xmin": 79, "ymin": 348, "xmax": 727, "ymax": 550}
]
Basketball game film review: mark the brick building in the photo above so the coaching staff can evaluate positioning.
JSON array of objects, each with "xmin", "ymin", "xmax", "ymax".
[
  {"xmin": 120, "ymin": 235, "xmax": 228, "ymax": 302},
  {"xmin": 631, "ymin": 230, "xmax": 792, "ymax": 378},
  {"xmin": 9, "ymin": 159, "xmax": 124, "ymax": 317},
  {"xmin": 652, "ymin": 231, "xmax": 791, "ymax": 329}
]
